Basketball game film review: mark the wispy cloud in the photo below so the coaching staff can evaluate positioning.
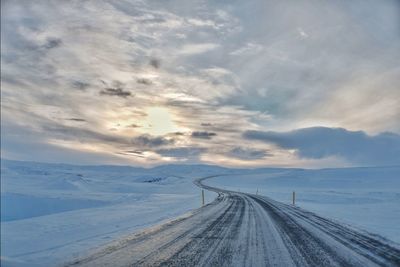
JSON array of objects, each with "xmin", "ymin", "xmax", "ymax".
[
  {"xmin": 178, "ymin": 43, "xmax": 219, "ymax": 55},
  {"xmin": 100, "ymin": 88, "xmax": 132, "ymax": 98},
  {"xmin": 65, "ymin": 118, "xmax": 86, "ymax": 122},
  {"xmin": 191, "ymin": 131, "xmax": 217, "ymax": 139}
]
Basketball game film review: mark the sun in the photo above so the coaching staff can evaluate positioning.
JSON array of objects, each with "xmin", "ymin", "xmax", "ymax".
[{"xmin": 141, "ymin": 107, "xmax": 182, "ymax": 135}]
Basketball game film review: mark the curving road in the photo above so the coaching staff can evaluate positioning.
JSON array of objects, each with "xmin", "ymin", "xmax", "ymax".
[{"xmin": 67, "ymin": 176, "xmax": 400, "ymax": 267}]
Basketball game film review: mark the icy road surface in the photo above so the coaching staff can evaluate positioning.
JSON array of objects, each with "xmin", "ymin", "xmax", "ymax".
[{"xmin": 66, "ymin": 176, "xmax": 400, "ymax": 267}]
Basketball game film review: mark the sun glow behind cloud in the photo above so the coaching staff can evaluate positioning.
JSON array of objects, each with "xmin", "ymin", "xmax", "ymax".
[{"xmin": 140, "ymin": 107, "xmax": 184, "ymax": 136}]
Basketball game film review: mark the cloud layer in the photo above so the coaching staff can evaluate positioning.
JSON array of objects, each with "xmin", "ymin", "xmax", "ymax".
[
  {"xmin": 1, "ymin": 0, "xmax": 399, "ymax": 167},
  {"xmin": 244, "ymin": 127, "xmax": 400, "ymax": 166}
]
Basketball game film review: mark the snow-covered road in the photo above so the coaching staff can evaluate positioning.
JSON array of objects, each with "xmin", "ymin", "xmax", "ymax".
[{"xmin": 66, "ymin": 176, "xmax": 400, "ymax": 267}]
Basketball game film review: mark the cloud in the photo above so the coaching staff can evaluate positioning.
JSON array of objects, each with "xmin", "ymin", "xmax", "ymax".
[
  {"xmin": 126, "ymin": 124, "xmax": 140, "ymax": 128},
  {"xmin": 172, "ymin": 132, "xmax": 185, "ymax": 136},
  {"xmin": 42, "ymin": 124, "xmax": 128, "ymax": 145},
  {"xmin": 65, "ymin": 118, "xmax": 86, "ymax": 122},
  {"xmin": 191, "ymin": 131, "xmax": 217, "ymax": 139},
  {"xmin": 1, "ymin": 0, "xmax": 399, "ymax": 167},
  {"xmin": 217, "ymin": 1, "xmax": 400, "ymax": 133},
  {"xmin": 118, "ymin": 150, "xmax": 145, "ymax": 158},
  {"xmin": 156, "ymin": 147, "xmax": 206, "ymax": 159},
  {"xmin": 227, "ymin": 147, "xmax": 271, "ymax": 160},
  {"xmin": 149, "ymin": 58, "xmax": 160, "ymax": 69},
  {"xmin": 297, "ymin": 27, "xmax": 309, "ymax": 38},
  {"xmin": 71, "ymin": 81, "xmax": 90, "ymax": 90},
  {"xmin": 100, "ymin": 88, "xmax": 132, "ymax": 98},
  {"xmin": 131, "ymin": 134, "xmax": 174, "ymax": 148},
  {"xmin": 0, "ymin": 122, "xmax": 133, "ymax": 165},
  {"xmin": 244, "ymin": 127, "xmax": 400, "ymax": 166},
  {"xmin": 178, "ymin": 43, "xmax": 219, "ymax": 55},
  {"xmin": 43, "ymin": 37, "xmax": 62, "ymax": 49},
  {"xmin": 136, "ymin": 78, "xmax": 152, "ymax": 85},
  {"xmin": 230, "ymin": 42, "xmax": 264, "ymax": 56}
]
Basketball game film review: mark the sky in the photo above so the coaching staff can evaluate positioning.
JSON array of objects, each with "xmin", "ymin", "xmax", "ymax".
[{"xmin": 1, "ymin": 0, "xmax": 400, "ymax": 168}]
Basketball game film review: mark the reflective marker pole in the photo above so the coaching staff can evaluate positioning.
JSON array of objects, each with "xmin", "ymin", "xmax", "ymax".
[
  {"xmin": 292, "ymin": 191, "xmax": 296, "ymax": 206},
  {"xmin": 202, "ymin": 189, "xmax": 205, "ymax": 206}
]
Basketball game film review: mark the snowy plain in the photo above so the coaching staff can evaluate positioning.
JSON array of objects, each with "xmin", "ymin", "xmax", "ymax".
[
  {"xmin": 1, "ymin": 159, "xmax": 399, "ymax": 266},
  {"xmin": 0, "ymin": 160, "xmax": 223, "ymax": 267}
]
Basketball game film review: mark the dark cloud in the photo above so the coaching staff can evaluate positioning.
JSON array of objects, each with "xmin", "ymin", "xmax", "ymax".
[
  {"xmin": 43, "ymin": 38, "xmax": 62, "ymax": 49},
  {"xmin": 156, "ymin": 147, "xmax": 206, "ymax": 158},
  {"xmin": 100, "ymin": 88, "xmax": 131, "ymax": 98},
  {"xmin": 172, "ymin": 132, "xmax": 185, "ymax": 136},
  {"xmin": 132, "ymin": 134, "xmax": 174, "ymax": 148},
  {"xmin": 100, "ymin": 80, "xmax": 132, "ymax": 97},
  {"xmin": 228, "ymin": 147, "xmax": 271, "ymax": 160},
  {"xmin": 124, "ymin": 150, "xmax": 144, "ymax": 155},
  {"xmin": 126, "ymin": 123, "xmax": 140, "ymax": 128},
  {"xmin": 191, "ymin": 131, "xmax": 217, "ymax": 139},
  {"xmin": 136, "ymin": 78, "xmax": 152, "ymax": 85},
  {"xmin": 244, "ymin": 127, "xmax": 400, "ymax": 165},
  {"xmin": 149, "ymin": 58, "xmax": 160, "ymax": 69},
  {"xmin": 72, "ymin": 81, "xmax": 90, "ymax": 90}
]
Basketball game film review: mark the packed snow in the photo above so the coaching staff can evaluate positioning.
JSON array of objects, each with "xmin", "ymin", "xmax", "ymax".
[
  {"xmin": 1, "ymin": 159, "xmax": 399, "ymax": 266},
  {"xmin": 205, "ymin": 166, "xmax": 400, "ymax": 243}
]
